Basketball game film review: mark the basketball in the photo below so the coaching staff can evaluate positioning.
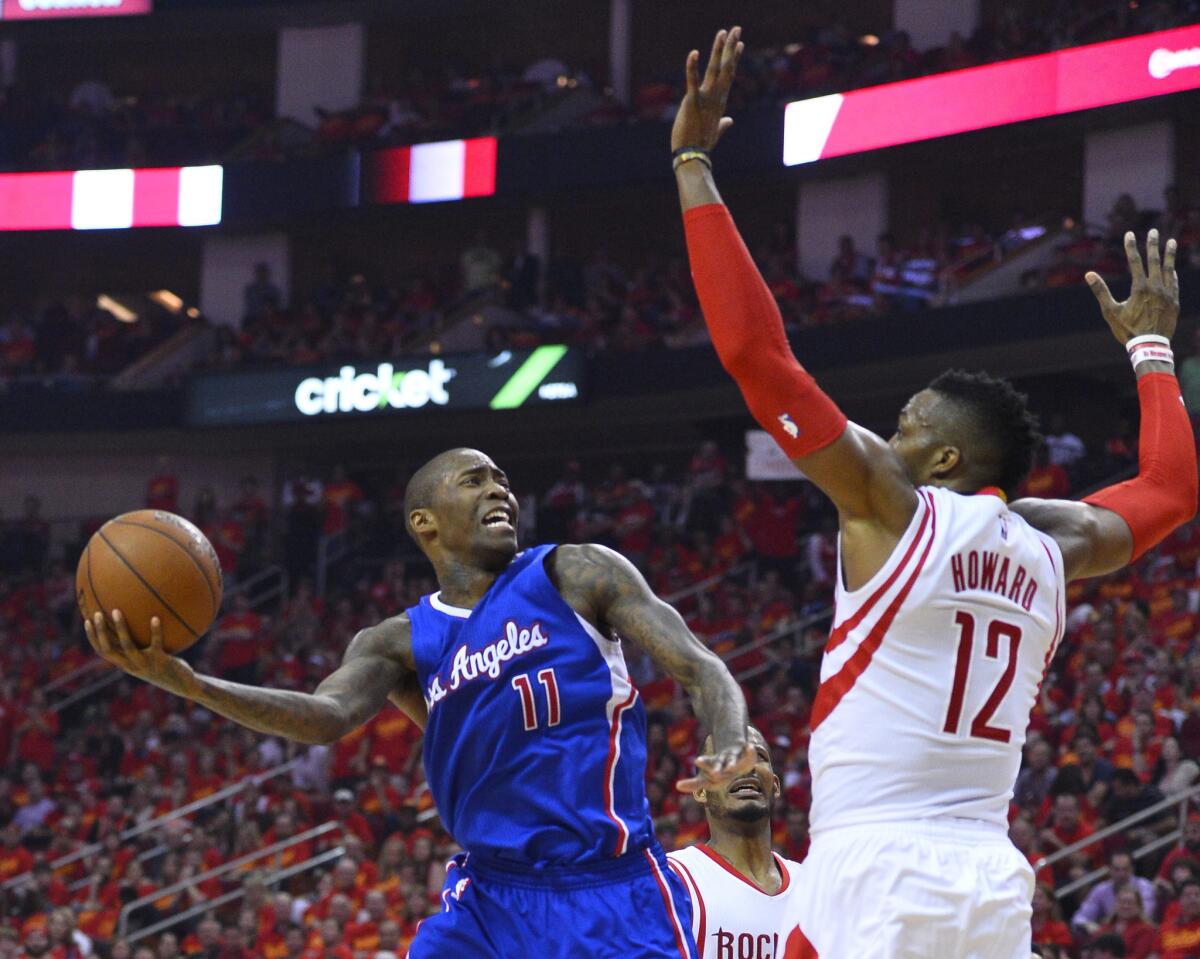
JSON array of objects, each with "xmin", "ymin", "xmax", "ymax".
[{"xmin": 76, "ymin": 510, "xmax": 224, "ymax": 655}]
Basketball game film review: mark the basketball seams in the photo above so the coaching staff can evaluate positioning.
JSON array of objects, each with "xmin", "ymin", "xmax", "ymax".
[
  {"xmin": 95, "ymin": 530, "xmax": 200, "ymax": 639},
  {"xmin": 109, "ymin": 518, "xmax": 221, "ymax": 619},
  {"xmin": 84, "ymin": 542, "xmax": 106, "ymax": 624}
]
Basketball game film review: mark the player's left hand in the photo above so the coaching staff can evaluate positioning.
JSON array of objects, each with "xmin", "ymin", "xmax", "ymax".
[
  {"xmin": 676, "ymin": 740, "xmax": 756, "ymax": 793},
  {"xmin": 671, "ymin": 26, "xmax": 744, "ymax": 153},
  {"xmin": 1085, "ymin": 229, "xmax": 1180, "ymax": 345}
]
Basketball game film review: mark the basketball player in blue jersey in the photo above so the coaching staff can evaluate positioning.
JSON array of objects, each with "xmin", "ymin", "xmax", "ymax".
[{"xmin": 86, "ymin": 447, "xmax": 754, "ymax": 958}]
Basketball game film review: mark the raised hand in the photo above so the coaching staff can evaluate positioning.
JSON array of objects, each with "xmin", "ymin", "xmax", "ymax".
[
  {"xmin": 676, "ymin": 740, "xmax": 756, "ymax": 793},
  {"xmin": 1086, "ymin": 229, "xmax": 1180, "ymax": 345},
  {"xmin": 671, "ymin": 26, "xmax": 745, "ymax": 153},
  {"xmin": 84, "ymin": 610, "xmax": 196, "ymax": 696}
]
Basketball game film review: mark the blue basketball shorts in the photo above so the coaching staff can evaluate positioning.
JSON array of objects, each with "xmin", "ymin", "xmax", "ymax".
[{"xmin": 408, "ymin": 842, "xmax": 700, "ymax": 959}]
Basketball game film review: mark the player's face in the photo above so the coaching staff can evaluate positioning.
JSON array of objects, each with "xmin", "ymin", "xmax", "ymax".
[
  {"xmin": 434, "ymin": 454, "xmax": 520, "ymax": 567},
  {"xmin": 888, "ymin": 390, "xmax": 954, "ymax": 487},
  {"xmin": 701, "ymin": 729, "xmax": 778, "ymax": 823}
]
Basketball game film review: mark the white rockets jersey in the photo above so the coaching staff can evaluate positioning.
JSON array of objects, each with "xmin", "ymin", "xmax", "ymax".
[
  {"xmin": 667, "ymin": 844, "xmax": 803, "ymax": 959},
  {"xmin": 809, "ymin": 485, "xmax": 1065, "ymax": 833}
]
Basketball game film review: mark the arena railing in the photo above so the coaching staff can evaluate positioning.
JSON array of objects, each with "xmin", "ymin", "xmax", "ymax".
[
  {"xmin": 727, "ymin": 605, "xmax": 835, "ymax": 685},
  {"xmin": 49, "ymin": 668, "xmax": 123, "ymax": 714},
  {"xmin": 1034, "ymin": 781, "xmax": 1200, "ymax": 901},
  {"xmin": 124, "ymin": 845, "xmax": 346, "ymax": 944},
  {"xmin": 661, "ymin": 561, "xmax": 753, "ymax": 608},
  {"xmin": 117, "ymin": 820, "xmax": 341, "ymax": 938},
  {"xmin": 222, "ymin": 563, "xmax": 288, "ymax": 611},
  {"xmin": 43, "ymin": 658, "xmax": 106, "ymax": 697},
  {"xmin": 316, "ymin": 530, "xmax": 350, "ymax": 598},
  {"xmin": 0, "ymin": 757, "xmax": 304, "ymax": 893}
]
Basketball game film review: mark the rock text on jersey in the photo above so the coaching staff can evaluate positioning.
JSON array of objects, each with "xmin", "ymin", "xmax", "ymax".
[
  {"xmin": 713, "ymin": 929, "xmax": 779, "ymax": 959},
  {"xmin": 424, "ymin": 620, "xmax": 550, "ymax": 711},
  {"xmin": 950, "ymin": 550, "xmax": 1038, "ymax": 611}
]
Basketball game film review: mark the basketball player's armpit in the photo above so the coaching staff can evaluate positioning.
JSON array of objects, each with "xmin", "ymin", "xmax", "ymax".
[
  {"xmin": 684, "ymin": 203, "xmax": 847, "ymax": 459},
  {"xmin": 190, "ymin": 622, "xmax": 408, "ymax": 745}
]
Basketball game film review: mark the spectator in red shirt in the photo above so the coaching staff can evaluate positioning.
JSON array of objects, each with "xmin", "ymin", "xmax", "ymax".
[
  {"xmin": 1099, "ymin": 885, "xmax": 1157, "ymax": 959},
  {"xmin": 1031, "ymin": 882, "xmax": 1073, "ymax": 953},
  {"xmin": 321, "ymin": 465, "xmax": 364, "ymax": 537},
  {"xmin": 1041, "ymin": 794, "xmax": 1096, "ymax": 883},
  {"xmin": 747, "ymin": 486, "xmax": 803, "ymax": 578},
  {"xmin": 1019, "ymin": 445, "xmax": 1070, "ymax": 499},
  {"xmin": 145, "ymin": 457, "xmax": 178, "ymax": 512},
  {"xmin": 1156, "ymin": 880, "xmax": 1200, "ymax": 959},
  {"xmin": 211, "ymin": 594, "xmax": 264, "ymax": 685},
  {"xmin": 13, "ymin": 692, "xmax": 59, "ymax": 774},
  {"xmin": 0, "ymin": 823, "xmax": 32, "ymax": 882},
  {"xmin": 332, "ymin": 789, "xmax": 374, "ymax": 846}
]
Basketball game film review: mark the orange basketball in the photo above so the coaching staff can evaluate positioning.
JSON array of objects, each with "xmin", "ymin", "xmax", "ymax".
[{"xmin": 76, "ymin": 510, "xmax": 224, "ymax": 655}]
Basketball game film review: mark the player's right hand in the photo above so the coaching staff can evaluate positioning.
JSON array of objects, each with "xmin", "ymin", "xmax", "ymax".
[
  {"xmin": 670, "ymin": 26, "xmax": 744, "ymax": 153},
  {"xmin": 676, "ymin": 740, "xmax": 756, "ymax": 793},
  {"xmin": 1085, "ymin": 229, "xmax": 1180, "ymax": 345},
  {"xmin": 85, "ymin": 610, "xmax": 195, "ymax": 695}
]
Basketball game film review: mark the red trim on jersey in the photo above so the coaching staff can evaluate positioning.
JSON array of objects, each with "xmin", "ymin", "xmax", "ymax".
[
  {"xmin": 669, "ymin": 858, "xmax": 707, "ymax": 950},
  {"xmin": 645, "ymin": 849, "xmax": 691, "ymax": 959},
  {"xmin": 784, "ymin": 925, "xmax": 820, "ymax": 959},
  {"xmin": 811, "ymin": 490, "xmax": 938, "ymax": 731},
  {"xmin": 1038, "ymin": 540, "xmax": 1064, "ymax": 669},
  {"xmin": 693, "ymin": 844, "xmax": 792, "ymax": 897},
  {"xmin": 604, "ymin": 688, "xmax": 638, "ymax": 856},
  {"xmin": 825, "ymin": 495, "xmax": 932, "ymax": 655},
  {"xmin": 976, "ymin": 485, "xmax": 1007, "ymax": 502}
]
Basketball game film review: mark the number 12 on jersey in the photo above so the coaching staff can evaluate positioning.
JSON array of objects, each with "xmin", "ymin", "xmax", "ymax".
[
  {"xmin": 512, "ymin": 669, "xmax": 561, "ymax": 731},
  {"xmin": 943, "ymin": 611, "xmax": 1022, "ymax": 743}
]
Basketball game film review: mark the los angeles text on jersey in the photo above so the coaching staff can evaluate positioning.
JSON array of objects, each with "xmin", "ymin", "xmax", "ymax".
[
  {"xmin": 949, "ymin": 549, "xmax": 1040, "ymax": 611},
  {"xmin": 424, "ymin": 620, "xmax": 549, "ymax": 710},
  {"xmin": 711, "ymin": 929, "xmax": 779, "ymax": 959}
]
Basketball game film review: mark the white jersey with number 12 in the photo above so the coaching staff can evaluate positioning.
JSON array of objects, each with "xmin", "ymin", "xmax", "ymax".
[{"xmin": 808, "ymin": 485, "xmax": 1065, "ymax": 833}]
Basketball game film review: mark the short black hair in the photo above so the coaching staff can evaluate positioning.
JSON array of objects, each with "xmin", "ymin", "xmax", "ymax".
[
  {"xmin": 403, "ymin": 449, "xmax": 473, "ymax": 542},
  {"xmin": 927, "ymin": 369, "xmax": 1041, "ymax": 498}
]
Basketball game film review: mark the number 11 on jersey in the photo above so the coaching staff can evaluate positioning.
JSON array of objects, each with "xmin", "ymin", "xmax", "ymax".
[
  {"xmin": 943, "ymin": 611, "xmax": 1022, "ymax": 743},
  {"xmin": 512, "ymin": 668, "xmax": 561, "ymax": 731}
]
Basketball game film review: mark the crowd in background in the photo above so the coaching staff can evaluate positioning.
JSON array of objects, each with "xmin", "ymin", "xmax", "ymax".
[
  {"xmin": 2, "ymin": 1, "xmax": 1197, "ymax": 172},
  {"xmin": 0, "ymin": 408, "xmax": 1196, "ymax": 957}
]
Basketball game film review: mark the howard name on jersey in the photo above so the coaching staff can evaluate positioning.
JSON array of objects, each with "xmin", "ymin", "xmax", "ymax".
[{"xmin": 808, "ymin": 486, "xmax": 1066, "ymax": 832}]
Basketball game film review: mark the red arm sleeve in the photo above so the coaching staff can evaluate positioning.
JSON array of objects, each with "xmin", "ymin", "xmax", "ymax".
[
  {"xmin": 1083, "ymin": 372, "xmax": 1198, "ymax": 561},
  {"xmin": 684, "ymin": 203, "xmax": 847, "ymax": 458}
]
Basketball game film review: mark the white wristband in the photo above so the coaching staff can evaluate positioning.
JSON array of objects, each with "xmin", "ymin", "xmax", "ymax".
[
  {"xmin": 1126, "ymin": 334, "xmax": 1171, "ymax": 352},
  {"xmin": 1130, "ymin": 345, "xmax": 1174, "ymax": 370}
]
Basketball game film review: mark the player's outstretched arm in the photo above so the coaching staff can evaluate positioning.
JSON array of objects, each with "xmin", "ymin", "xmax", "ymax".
[
  {"xmin": 547, "ymin": 543, "xmax": 752, "ymax": 792},
  {"xmin": 673, "ymin": 28, "xmax": 916, "ymax": 535},
  {"xmin": 1012, "ymin": 230, "xmax": 1197, "ymax": 581},
  {"xmin": 85, "ymin": 610, "xmax": 411, "ymax": 744}
]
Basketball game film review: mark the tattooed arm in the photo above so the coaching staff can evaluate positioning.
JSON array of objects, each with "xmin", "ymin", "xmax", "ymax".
[
  {"xmin": 547, "ymin": 543, "xmax": 752, "ymax": 791},
  {"xmin": 86, "ymin": 610, "xmax": 415, "ymax": 744}
]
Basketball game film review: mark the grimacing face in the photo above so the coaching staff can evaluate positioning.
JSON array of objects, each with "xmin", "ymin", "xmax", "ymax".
[
  {"xmin": 697, "ymin": 728, "xmax": 779, "ymax": 823},
  {"xmin": 418, "ymin": 452, "xmax": 520, "ymax": 568}
]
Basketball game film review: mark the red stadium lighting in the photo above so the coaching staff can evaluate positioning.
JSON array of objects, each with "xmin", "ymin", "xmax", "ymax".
[
  {"xmin": 365, "ymin": 137, "xmax": 497, "ymax": 205},
  {"xmin": 0, "ymin": 165, "xmax": 222, "ymax": 232},
  {"xmin": 784, "ymin": 24, "xmax": 1200, "ymax": 165},
  {"xmin": 1, "ymin": 0, "xmax": 151, "ymax": 18}
]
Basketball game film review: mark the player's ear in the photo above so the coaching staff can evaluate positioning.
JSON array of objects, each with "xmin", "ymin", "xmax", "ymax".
[
  {"xmin": 409, "ymin": 509, "xmax": 436, "ymax": 539},
  {"xmin": 930, "ymin": 444, "xmax": 961, "ymax": 480},
  {"xmin": 770, "ymin": 773, "xmax": 781, "ymax": 800},
  {"xmin": 694, "ymin": 787, "xmax": 708, "ymax": 807}
]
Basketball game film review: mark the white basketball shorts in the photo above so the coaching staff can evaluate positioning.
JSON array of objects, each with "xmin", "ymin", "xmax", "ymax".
[{"xmin": 791, "ymin": 818, "xmax": 1034, "ymax": 959}]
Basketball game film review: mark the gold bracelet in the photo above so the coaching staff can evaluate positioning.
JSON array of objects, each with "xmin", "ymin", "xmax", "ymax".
[{"xmin": 672, "ymin": 149, "xmax": 712, "ymax": 172}]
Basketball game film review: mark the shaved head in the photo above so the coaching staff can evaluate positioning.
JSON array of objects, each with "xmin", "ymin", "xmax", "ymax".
[{"xmin": 404, "ymin": 448, "xmax": 475, "ymax": 540}]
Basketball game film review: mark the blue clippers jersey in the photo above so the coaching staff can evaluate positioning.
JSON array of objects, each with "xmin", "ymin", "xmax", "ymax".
[{"xmin": 408, "ymin": 544, "xmax": 653, "ymax": 869}]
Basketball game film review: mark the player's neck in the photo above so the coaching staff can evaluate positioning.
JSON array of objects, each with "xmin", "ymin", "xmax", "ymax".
[
  {"xmin": 705, "ymin": 823, "xmax": 781, "ymax": 894},
  {"xmin": 434, "ymin": 559, "xmax": 502, "ymax": 609}
]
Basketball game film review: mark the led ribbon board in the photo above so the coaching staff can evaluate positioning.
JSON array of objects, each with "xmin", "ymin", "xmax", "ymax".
[
  {"xmin": 364, "ymin": 137, "xmax": 497, "ymax": 204},
  {"xmin": 0, "ymin": 166, "xmax": 222, "ymax": 231},
  {"xmin": 2, "ymin": 0, "xmax": 151, "ymax": 18},
  {"xmin": 784, "ymin": 24, "xmax": 1200, "ymax": 166},
  {"xmin": 187, "ymin": 346, "xmax": 582, "ymax": 427}
]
